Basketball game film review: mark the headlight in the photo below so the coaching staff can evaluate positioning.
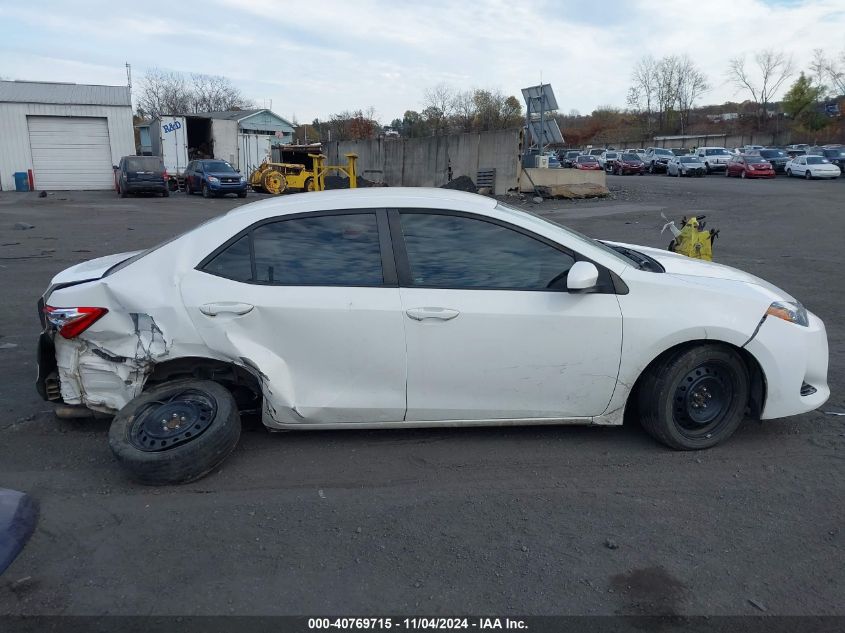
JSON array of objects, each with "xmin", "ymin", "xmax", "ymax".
[
  {"xmin": 240, "ymin": 176, "xmax": 246, "ymax": 183},
  {"xmin": 207, "ymin": 176, "xmax": 219, "ymax": 183},
  {"xmin": 766, "ymin": 301, "xmax": 809, "ymax": 327}
]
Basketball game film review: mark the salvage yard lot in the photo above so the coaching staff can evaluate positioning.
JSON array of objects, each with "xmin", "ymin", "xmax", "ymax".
[{"xmin": 0, "ymin": 175, "xmax": 843, "ymax": 616}]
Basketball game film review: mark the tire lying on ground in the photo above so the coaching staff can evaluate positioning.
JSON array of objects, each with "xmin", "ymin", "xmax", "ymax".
[
  {"xmin": 637, "ymin": 344, "xmax": 749, "ymax": 450},
  {"xmin": 108, "ymin": 379, "xmax": 241, "ymax": 485}
]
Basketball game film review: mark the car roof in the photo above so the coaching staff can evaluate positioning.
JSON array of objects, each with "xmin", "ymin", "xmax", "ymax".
[{"xmin": 225, "ymin": 187, "xmax": 499, "ymax": 219}]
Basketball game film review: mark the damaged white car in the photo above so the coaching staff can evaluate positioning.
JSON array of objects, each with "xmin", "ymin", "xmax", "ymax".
[{"xmin": 37, "ymin": 188, "xmax": 829, "ymax": 484}]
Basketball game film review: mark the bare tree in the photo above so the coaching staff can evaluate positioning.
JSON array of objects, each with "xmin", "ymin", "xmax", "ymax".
[
  {"xmin": 727, "ymin": 50, "xmax": 795, "ymax": 126},
  {"xmin": 627, "ymin": 56, "xmax": 659, "ymax": 118},
  {"xmin": 190, "ymin": 74, "xmax": 253, "ymax": 113},
  {"xmin": 422, "ymin": 83, "xmax": 455, "ymax": 134},
  {"xmin": 676, "ymin": 56, "xmax": 710, "ymax": 133},
  {"xmin": 136, "ymin": 68, "xmax": 252, "ymax": 118},
  {"xmin": 811, "ymin": 48, "xmax": 845, "ymax": 96},
  {"xmin": 451, "ymin": 90, "xmax": 477, "ymax": 132}
]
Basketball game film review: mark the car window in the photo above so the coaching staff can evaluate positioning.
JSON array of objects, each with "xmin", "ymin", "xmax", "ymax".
[
  {"xmin": 125, "ymin": 157, "xmax": 164, "ymax": 171},
  {"xmin": 399, "ymin": 212, "xmax": 576, "ymax": 290},
  {"xmin": 203, "ymin": 235, "xmax": 253, "ymax": 282},
  {"xmin": 251, "ymin": 214, "xmax": 383, "ymax": 285}
]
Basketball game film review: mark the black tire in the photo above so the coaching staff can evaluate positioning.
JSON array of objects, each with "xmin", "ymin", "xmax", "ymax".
[
  {"xmin": 704, "ymin": 163, "xmax": 711, "ymax": 174},
  {"xmin": 637, "ymin": 344, "xmax": 749, "ymax": 450},
  {"xmin": 186, "ymin": 181, "xmax": 193, "ymax": 195},
  {"xmin": 805, "ymin": 170, "xmax": 812, "ymax": 180},
  {"xmin": 202, "ymin": 183, "xmax": 211, "ymax": 198},
  {"xmin": 108, "ymin": 379, "xmax": 241, "ymax": 485},
  {"xmin": 237, "ymin": 191, "xmax": 247, "ymax": 198},
  {"xmin": 162, "ymin": 189, "xmax": 170, "ymax": 198},
  {"xmin": 786, "ymin": 169, "xmax": 792, "ymax": 178},
  {"xmin": 119, "ymin": 184, "xmax": 128, "ymax": 198}
]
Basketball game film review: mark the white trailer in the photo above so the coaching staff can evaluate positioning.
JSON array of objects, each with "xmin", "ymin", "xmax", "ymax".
[{"xmin": 149, "ymin": 116, "xmax": 188, "ymax": 181}]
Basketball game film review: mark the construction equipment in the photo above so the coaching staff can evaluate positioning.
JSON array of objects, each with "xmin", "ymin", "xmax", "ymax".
[
  {"xmin": 248, "ymin": 153, "xmax": 358, "ymax": 195},
  {"xmin": 661, "ymin": 214, "xmax": 720, "ymax": 261}
]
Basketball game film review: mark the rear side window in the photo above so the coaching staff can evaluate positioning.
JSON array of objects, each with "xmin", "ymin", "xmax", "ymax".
[
  {"xmin": 201, "ymin": 213, "xmax": 384, "ymax": 286},
  {"xmin": 399, "ymin": 213, "xmax": 575, "ymax": 290}
]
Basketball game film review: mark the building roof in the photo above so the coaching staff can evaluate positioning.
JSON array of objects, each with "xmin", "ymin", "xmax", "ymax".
[
  {"xmin": 191, "ymin": 109, "xmax": 266, "ymax": 121},
  {"xmin": 0, "ymin": 80, "xmax": 131, "ymax": 106}
]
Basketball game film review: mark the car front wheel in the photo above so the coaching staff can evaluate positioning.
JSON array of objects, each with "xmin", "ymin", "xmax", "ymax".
[
  {"xmin": 109, "ymin": 379, "xmax": 241, "ymax": 485},
  {"xmin": 805, "ymin": 170, "xmax": 812, "ymax": 180},
  {"xmin": 637, "ymin": 344, "xmax": 749, "ymax": 450},
  {"xmin": 202, "ymin": 183, "xmax": 212, "ymax": 198}
]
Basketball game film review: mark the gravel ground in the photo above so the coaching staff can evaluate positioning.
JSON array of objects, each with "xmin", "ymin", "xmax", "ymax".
[{"xmin": 0, "ymin": 175, "xmax": 843, "ymax": 617}]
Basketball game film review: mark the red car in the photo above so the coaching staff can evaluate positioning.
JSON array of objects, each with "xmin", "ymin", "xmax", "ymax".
[
  {"xmin": 725, "ymin": 155, "xmax": 775, "ymax": 179},
  {"xmin": 575, "ymin": 156, "xmax": 602, "ymax": 170},
  {"xmin": 613, "ymin": 153, "xmax": 646, "ymax": 175}
]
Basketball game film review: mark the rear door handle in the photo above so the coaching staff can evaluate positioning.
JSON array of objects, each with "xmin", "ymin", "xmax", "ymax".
[
  {"xmin": 200, "ymin": 302, "xmax": 254, "ymax": 316},
  {"xmin": 405, "ymin": 307, "xmax": 460, "ymax": 322}
]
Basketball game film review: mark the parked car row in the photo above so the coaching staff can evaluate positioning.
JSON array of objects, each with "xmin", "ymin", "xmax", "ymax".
[{"xmin": 114, "ymin": 157, "xmax": 249, "ymax": 198}]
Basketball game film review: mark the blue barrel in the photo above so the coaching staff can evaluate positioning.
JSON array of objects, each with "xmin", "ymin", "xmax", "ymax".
[{"xmin": 14, "ymin": 172, "xmax": 29, "ymax": 192}]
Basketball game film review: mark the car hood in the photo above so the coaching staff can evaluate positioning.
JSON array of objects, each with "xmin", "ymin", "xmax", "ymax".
[
  {"xmin": 52, "ymin": 251, "xmax": 142, "ymax": 285},
  {"xmin": 608, "ymin": 242, "xmax": 795, "ymax": 300},
  {"xmin": 207, "ymin": 171, "xmax": 241, "ymax": 179}
]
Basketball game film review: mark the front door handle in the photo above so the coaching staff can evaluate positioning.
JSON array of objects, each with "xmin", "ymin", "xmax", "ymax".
[
  {"xmin": 200, "ymin": 302, "xmax": 254, "ymax": 316},
  {"xmin": 405, "ymin": 307, "xmax": 460, "ymax": 322}
]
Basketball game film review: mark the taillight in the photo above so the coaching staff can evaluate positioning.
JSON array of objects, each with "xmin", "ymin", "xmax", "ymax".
[
  {"xmin": 163, "ymin": 169, "xmax": 168, "ymax": 182},
  {"xmin": 43, "ymin": 306, "xmax": 108, "ymax": 339}
]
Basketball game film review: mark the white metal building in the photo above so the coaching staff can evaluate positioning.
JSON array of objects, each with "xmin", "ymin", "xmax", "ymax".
[{"xmin": 0, "ymin": 80, "xmax": 135, "ymax": 191}]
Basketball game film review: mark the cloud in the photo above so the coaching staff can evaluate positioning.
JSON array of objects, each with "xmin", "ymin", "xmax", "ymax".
[{"xmin": 1, "ymin": 0, "xmax": 844, "ymax": 122}]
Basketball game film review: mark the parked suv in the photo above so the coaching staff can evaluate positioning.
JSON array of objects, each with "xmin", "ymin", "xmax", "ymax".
[
  {"xmin": 184, "ymin": 160, "xmax": 248, "ymax": 198},
  {"xmin": 695, "ymin": 147, "xmax": 732, "ymax": 173},
  {"xmin": 114, "ymin": 156, "xmax": 168, "ymax": 197},
  {"xmin": 644, "ymin": 147, "xmax": 674, "ymax": 173},
  {"xmin": 809, "ymin": 146, "xmax": 845, "ymax": 172}
]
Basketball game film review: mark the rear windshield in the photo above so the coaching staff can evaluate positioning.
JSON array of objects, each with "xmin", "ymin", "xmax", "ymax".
[
  {"xmin": 621, "ymin": 154, "xmax": 639, "ymax": 160},
  {"xmin": 577, "ymin": 156, "xmax": 597, "ymax": 162},
  {"xmin": 760, "ymin": 150, "xmax": 786, "ymax": 158},
  {"xmin": 125, "ymin": 157, "xmax": 164, "ymax": 171},
  {"xmin": 202, "ymin": 161, "xmax": 236, "ymax": 173},
  {"xmin": 566, "ymin": 151, "xmax": 580, "ymax": 157},
  {"xmin": 679, "ymin": 157, "xmax": 700, "ymax": 163},
  {"xmin": 747, "ymin": 158, "xmax": 770, "ymax": 164},
  {"xmin": 704, "ymin": 149, "xmax": 729, "ymax": 156}
]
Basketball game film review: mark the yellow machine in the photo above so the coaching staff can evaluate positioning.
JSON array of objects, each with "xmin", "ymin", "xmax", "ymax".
[
  {"xmin": 663, "ymin": 215, "xmax": 719, "ymax": 261},
  {"xmin": 249, "ymin": 153, "xmax": 358, "ymax": 195}
]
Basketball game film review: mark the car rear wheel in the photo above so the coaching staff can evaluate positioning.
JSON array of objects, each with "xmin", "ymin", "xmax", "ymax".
[
  {"xmin": 119, "ymin": 184, "xmax": 128, "ymax": 198},
  {"xmin": 108, "ymin": 379, "xmax": 241, "ymax": 485},
  {"xmin": 786, "ymin": 169, "xmax": 792, "ymax": 177},
  {"xmin": 637, "ymin": 344, "xmax": 749, "ymax": 450}
]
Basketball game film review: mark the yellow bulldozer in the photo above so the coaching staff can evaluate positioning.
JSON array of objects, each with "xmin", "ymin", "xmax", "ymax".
[{"xmin": 249, "ymin": 151, "xmax": 358, "ymax": 195}]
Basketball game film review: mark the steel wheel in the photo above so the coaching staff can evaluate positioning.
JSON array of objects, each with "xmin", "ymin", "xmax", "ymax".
[
  {"xmin": 672, "ymin": 363, "xmax": 735, "ymax": 440},
  {"xmin": 129, "ymin": 389, "xmax": 217, "ymax": 452},
  {"xmin": 262, "ymin": 170, "xmax": 287, "ymax": 195}
]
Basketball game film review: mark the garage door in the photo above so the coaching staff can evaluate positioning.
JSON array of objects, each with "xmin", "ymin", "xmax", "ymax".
[{"xmin": 28, "ymin": 116, "xmax": 114, "ymax": 190}]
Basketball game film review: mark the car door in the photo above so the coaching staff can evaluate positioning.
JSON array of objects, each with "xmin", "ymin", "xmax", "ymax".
[
  {"xmin": 179, "ymin": 209, "xmax": 407, "ymax": 425},
  {"xmin": 390, "ymin": 209, "xmax": 623, "ymax": 421}
]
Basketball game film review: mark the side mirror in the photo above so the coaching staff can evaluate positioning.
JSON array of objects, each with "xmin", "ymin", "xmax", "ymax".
[{"xmin": 567, "ymin": 261, "xmax": 600, "ymax": 292}]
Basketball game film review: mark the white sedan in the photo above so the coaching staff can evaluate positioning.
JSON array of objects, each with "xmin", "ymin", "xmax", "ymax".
[
  {"xmin": 37, "ymin": 189, "xmax": 829, "ymax": 484},
  {"xmin": 785, "ymin": 155, "xmax": 842, "ymax": 179}
]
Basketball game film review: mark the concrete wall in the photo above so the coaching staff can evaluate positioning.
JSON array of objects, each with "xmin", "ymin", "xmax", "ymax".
[
  {"xmin": 519, "ymin": 168, "xmax": 606, "ymax": 192},
  {"xmin": 324, "ymin": 129, "xmax": 521, "ymax": 195},
  {"xmin": 0, "ymin": 103, "xmax": 134, "ymax": 191}
]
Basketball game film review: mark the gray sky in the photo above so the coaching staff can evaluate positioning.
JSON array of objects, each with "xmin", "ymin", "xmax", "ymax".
[{"xmin": 1, "ymin": 0, "xmax": 843, "ymax": 123}]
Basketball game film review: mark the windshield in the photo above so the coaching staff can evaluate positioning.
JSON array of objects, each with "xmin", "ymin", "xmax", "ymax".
[
  {"xmin": 621, "ymin": 153, "xmax": 639, "ymax": 160},
  {"xmin": 807, "ymin": 157, "xmax": 831, "ymax": 164},
  {"xmin": 823, "ymin": 149, "xmax": 845, "ymax": 157},
  {"xmin": 679, "ymin": 157, "xmax": 700, "ymax": 163},
  {"xmin": 577, "ymin": 156, "xmax": 597, "ymax": 163},
  {"xmin": 125, "ymin": 157, "xmax": 164, "ymax": 171},
  {"xmin": 760, "ymin": 150, "xmax": 786, "ymax": 158},
  {"xmin": 203, "ymin": 161, "xmax": 236, "ymax": 173},
  {"xmin": 704, "ymin": 149, "xmax": 729, "ymax": 156},
  {"xmin": 494, "ymin": 203, "xmax": 641, "ymax": 268},
  {"xmin": 605, "ymin": 153, "xmax": 618, "ymax": 158},
  {"xmin": 654, "ymin": 149, "xmax": 672, "ymax": 156},
  {"xmin": 747, "ymin": 159, "xmax": 770, "ymax": 165},
  {"xmin": 566, "ymin": 151, "xmax": 580, "ymax": 158}
]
